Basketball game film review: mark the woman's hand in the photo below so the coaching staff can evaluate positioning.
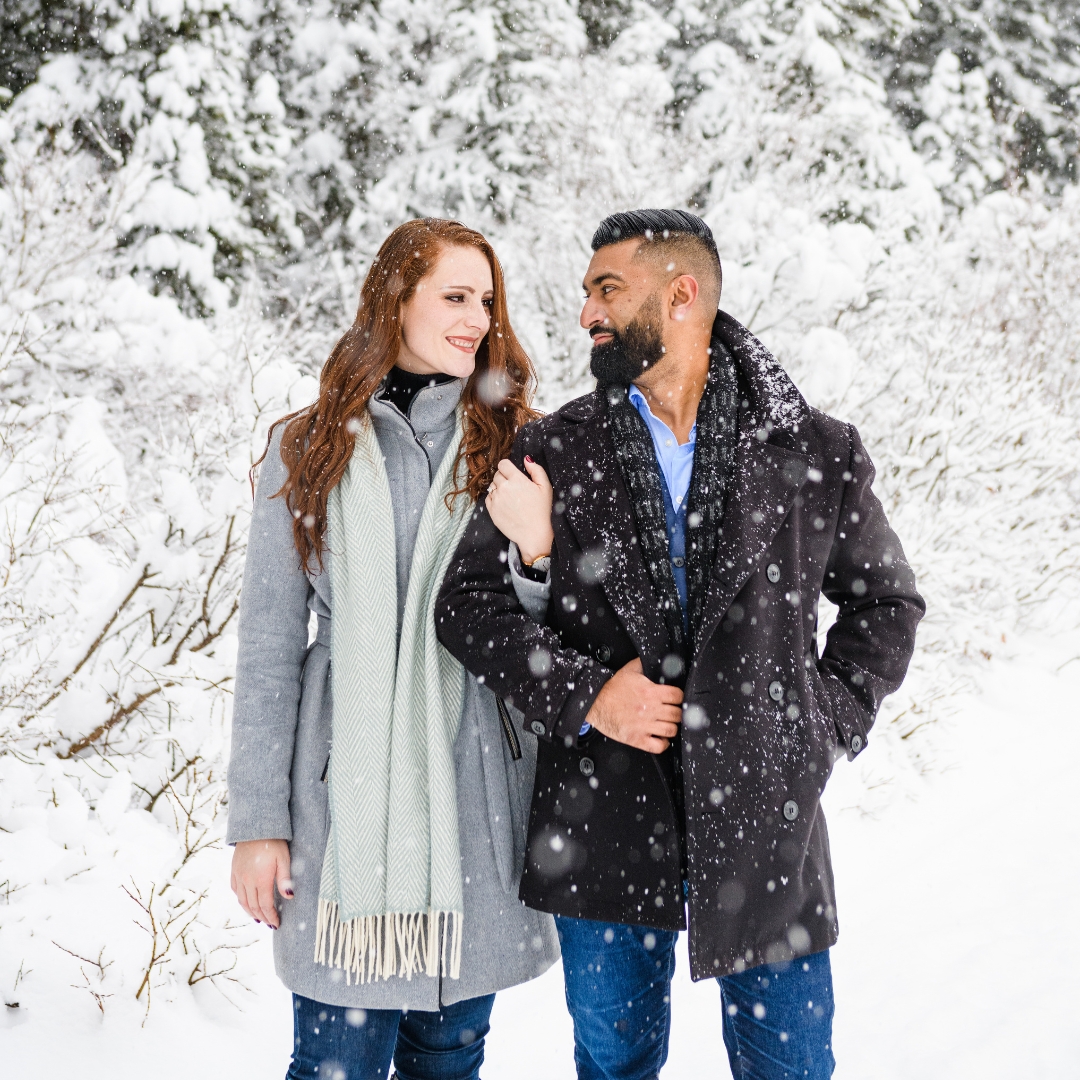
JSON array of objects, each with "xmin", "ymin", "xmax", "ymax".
[
  {"xmin": 486, "ymin": 456, "xmax": 554, "ymax": 566},
  {"xmin": 231, "ymin": 839, "xmax": 293, "ymax": 928}
]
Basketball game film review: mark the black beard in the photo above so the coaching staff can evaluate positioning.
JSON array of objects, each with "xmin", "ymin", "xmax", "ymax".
[{"xmin": 589, "ymin": 295, "xmax": 666, "ymax": 386}]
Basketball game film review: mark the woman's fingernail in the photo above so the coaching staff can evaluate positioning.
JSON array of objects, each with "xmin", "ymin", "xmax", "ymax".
[
  {"xmin": 284, "ymin": 890, "xmax": 294, "ymax": 898},
  {"xmin": 255, "ymin": 919, "xmax": 261, "ymax": 924},
  {"xmin": 525, "ymin": 455, "xmax": 534, "ymax": 463}
]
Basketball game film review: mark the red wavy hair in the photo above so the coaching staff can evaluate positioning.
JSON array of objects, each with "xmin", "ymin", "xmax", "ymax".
[{"xmin": 260, "ymin": 219, "xmax": 538, "ymax": 569}]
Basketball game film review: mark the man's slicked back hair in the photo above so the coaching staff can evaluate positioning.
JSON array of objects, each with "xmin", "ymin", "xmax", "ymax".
[{"xmin": 591, "ymin": 208, "xmax": 722, "ymax": 302}]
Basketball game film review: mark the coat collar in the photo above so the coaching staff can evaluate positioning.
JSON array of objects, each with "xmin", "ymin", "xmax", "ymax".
[
  {"xmin": 369, "ymin": 376, "xmax": 464, "ymax": 432},
  {"xmin": 557, "ymin": 388, "xmax": 603, "ymax": 424},
  {"xmin": 711, "ymin": 310, "xmax": 810, "ymax": 434},
  {"xmin": 690, "ymin": 312, "xmax": 812, "ymax": 654}
]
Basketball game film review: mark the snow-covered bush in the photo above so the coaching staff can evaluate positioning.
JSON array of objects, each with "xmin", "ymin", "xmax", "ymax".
[
  {"xmin": 797, "ymin": 194, "xmax": 1080, "ymax": 791},
  {"xmin": 0, "ymin": 131, "xmax": 319, "ymax": 1021}
]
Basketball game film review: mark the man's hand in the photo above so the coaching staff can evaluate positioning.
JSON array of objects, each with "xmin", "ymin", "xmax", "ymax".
[
  {"xmin": 231, "ymin": 839, "xmax": 293, "ymax": 928},
  {"xmin": 585, "ymin": 657, "xmax": 683, "ymax": 754}
]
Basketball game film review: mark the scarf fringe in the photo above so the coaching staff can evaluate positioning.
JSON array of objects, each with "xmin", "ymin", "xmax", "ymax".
[{"xmin": 314, "ymin": 900, "xmax": 463, "ymax": 986}]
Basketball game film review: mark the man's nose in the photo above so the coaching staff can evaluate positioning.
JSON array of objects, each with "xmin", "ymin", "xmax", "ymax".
[{"xmin": 580, "ymin": 297, "xmax": 609, "ymax": 330}]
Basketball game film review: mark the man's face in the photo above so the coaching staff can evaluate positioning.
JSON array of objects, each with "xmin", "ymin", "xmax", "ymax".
[{"xmin": 580, "ymin": 239, "xmax": 668, "ymax": 386}]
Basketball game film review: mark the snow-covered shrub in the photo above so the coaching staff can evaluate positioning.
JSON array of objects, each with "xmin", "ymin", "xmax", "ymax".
[{"xmin": 0, "ymin": 133, "xmax": 319, "ymax": 1021}]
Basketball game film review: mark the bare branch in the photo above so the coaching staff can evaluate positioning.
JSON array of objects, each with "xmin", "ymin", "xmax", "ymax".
[
  {"xmin": 22, "ymin": 565, "xmax": 156, "ymax": 727},
  {"xmin": 61, "ymin": 683, "xmax": 174, "ymax": 759}
]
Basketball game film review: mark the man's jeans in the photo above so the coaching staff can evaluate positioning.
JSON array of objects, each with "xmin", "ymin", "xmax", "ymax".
[
  {"xmin": 287, "ymin": 992, "xmax": 495, "ymax": 1080},
  {"xmin": 556, "ymin": 916, "xmax": 835, "ymax": 1080}
]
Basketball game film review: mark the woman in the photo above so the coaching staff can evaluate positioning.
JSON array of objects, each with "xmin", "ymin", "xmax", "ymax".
[{"xmin": 227, "ymin": 219, "xmax": 559, "ymax": 1080}]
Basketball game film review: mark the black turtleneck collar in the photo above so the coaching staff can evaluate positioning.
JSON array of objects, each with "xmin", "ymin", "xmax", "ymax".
[{"xmin": 378, "ymin": 366, "xmax": 456, "ymax": 417}]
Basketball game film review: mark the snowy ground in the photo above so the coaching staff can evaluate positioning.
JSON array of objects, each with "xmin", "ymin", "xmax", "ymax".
[{"xmin": 5, "ymin": 628, "xmax": 1078, "ymax": 1078}]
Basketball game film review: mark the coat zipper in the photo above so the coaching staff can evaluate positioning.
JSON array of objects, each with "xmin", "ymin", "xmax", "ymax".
[{"xmin": 496, "ymin": 697, "xmax": 522, "ymax": 761}]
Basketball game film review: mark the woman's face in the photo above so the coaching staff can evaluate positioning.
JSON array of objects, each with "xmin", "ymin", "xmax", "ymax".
[{"xmin": 396, "ymin": 245, "xmax": 494, "ymax": 378}]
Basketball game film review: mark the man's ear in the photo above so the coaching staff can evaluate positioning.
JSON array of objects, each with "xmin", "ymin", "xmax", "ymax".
[{"xmin": 669, "ymin": 274, "xmax": 699, "ymax": 321}]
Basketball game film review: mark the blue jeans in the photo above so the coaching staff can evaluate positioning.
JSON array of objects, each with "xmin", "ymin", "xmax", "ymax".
[
  {"xmin": 286, "ymin": 992, "xmax": 495, "ymax": 1080},
  {"xmin": 556, "ymin": 916, "xmax": 835, "ymax": 1080}
]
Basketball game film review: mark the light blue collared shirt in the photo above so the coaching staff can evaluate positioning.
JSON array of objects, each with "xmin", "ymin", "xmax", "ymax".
[{"xmin": 627, "ymin": 384, "xmax": 696, "ymax": 507}]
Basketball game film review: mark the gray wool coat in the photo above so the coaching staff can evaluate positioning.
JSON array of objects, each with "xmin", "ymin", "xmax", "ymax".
[{"xmin": 227, "ymin": 378, "xmax": 560, "ymax": 1009}]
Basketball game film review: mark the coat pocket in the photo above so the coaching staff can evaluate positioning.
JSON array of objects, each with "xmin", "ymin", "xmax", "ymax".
[
  {"xmin": 496, "ymin": 696, "xmax": 522, "ymax": 760},
  {"xmin": 471, "ymin": 684, "xmax": 522, "ymax": 894},
  {"xmin": 805, "ymin": 663, "xmax": 864, "ymax": 761}
]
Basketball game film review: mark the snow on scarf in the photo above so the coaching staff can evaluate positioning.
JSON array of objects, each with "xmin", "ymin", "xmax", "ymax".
[
  {"xmin": 316, "ymin": 406, "xmax": 472, "ymax": 984},
  {"xmin": 603, "ymin": 340, "xmax": 739, "ymax": 653}
]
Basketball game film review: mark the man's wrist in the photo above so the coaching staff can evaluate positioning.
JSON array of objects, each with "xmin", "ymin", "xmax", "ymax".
[
  {"xmin": 584, "ymin": 708, "xmax": 610, "ymax": 740},
  {"xmin": 553, "ymin": 665, "xmax": 611, "ymax": 744},
  {"xmin": 581, "ymin": 684, "xmax": 610, "ymax": 737}
]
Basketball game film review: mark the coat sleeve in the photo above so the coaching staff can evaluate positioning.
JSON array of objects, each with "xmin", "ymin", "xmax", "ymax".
[
  {"xmin": 226, "ymin": 428, "xmax": 314, "ymax": 844},
  {"xmin": 507, "ymin": 541, "xmax": 550, "ymax": 621},
  {"xmin": 817, "ymin": 425, "xmax": 925, "ymax": 758},
  {"xmin": 437, "ymin": 427, "xmax": 611, "ymax": 743}
]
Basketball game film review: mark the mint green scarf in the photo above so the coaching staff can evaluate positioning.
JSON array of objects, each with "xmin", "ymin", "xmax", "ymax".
[{"xmin": 316, "ymin": 406, "xmax": 472, "ymax": 984}]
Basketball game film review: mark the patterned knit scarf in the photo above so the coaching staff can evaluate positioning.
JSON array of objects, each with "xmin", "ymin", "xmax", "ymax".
[
  {"xmin": 604, "ymin": 339, "xmax": 739, "ymax": 656},
  {"xmin": 316, "ymin": 406, "xmax": 473, "ymax": 985}
]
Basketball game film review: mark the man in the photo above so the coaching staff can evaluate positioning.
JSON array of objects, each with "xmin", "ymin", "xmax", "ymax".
[{"xmin": 437, "ymin": 209, "xmax": 924, "ymax": 1079}]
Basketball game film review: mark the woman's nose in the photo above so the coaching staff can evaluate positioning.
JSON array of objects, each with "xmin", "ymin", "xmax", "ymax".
[{"xmin": 465, "ymin": 300, "xmax": 490, "ymax": 332}]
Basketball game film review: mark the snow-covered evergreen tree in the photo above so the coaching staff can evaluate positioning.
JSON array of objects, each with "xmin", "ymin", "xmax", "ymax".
[
  {"xmin": 880, "ymin": 0, "xmax": 1080, "ymax": 200},
  {"xmin": 2, "ymin": 0, "xmax": 294, "ymax": 310}
]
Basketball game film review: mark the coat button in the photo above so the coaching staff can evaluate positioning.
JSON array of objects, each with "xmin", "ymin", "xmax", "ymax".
[
  {"xmin": 766, "ymin": 562, "xmax": 781, "ymax": 583},
  {"xmin": 850, "ymin": 734, "xmax": 864, "ymax": 753},
  {"xmin": 596, "ymin": 644, "xmax": 612, "ymax": 663},
  {"xmin": 579, "ymin": 757, "xmax": 595, "ymax": 777},
  {"xmin": 768, "ymin": 680, "xmax": 784, "ymax": 702},
  {"xmin": 671, "ymin": 556, "xmax": 685, "ymax": 567},
  {"xmin": 530, "ymin": 720, "xmax": 546, "ymax": 736},
  {"xmin": 783, "ymin": 799, "xmax": 799, "ymax": 821}
]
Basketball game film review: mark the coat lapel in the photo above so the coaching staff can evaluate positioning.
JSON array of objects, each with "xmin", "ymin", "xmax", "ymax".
[
  {"xmin": 556, "ymin": 402, "xmax": 672, "ymax": 669},
  {"xmin": 693, "ymin": 312, "xmax": 814, "ymax": 656},
  {"xmin": 693, "ymin": 421, "xmax": 810, "ymax": 656}
]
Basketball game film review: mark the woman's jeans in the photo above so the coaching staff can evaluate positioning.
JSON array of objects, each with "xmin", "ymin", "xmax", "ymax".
[
  {"xmin": 287, "ymin": 992, "xmax": 496, "ymax": 1080},
  {"xmin": 556, "ymin": 916, "xmax": 835, "ymax": 1080}
]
